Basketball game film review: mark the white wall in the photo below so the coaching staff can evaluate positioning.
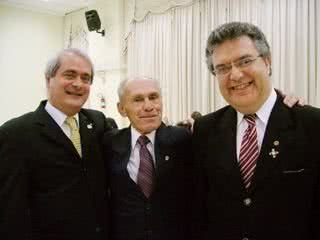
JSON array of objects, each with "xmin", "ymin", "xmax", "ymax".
[
  {"xmin": 85, "ymin": 0, "xmax": 128, "ymax": 128},
  {"xmin": 0, "ymin": 5, "xmax": 64, "ymax": 125},
  {"xmin": 0, "ymin": 1, "xmax": 129, "ymax": 127}
]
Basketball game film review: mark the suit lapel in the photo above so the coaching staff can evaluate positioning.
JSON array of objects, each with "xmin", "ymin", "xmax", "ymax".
[
  {"xmin": 112, "ymin": 127, "xmax": 132, "ymax": 170},
  {"xmin": 114, "ymin": 128, "xmax": 147, "ymax": 199},
  {"xmin": 78, "ymin": 110, "xmax": 107, "ymax": 205},
  {"xmin": 35, "ymin": 101, "xmax": 76, "ymax": 156},
  {"xmin": 250, "ymin": 95, "xmax": 294, "ymax": 192},
  {"xmin": 210, "ymin": 108, "xmax": 246, "ymax": 195},
  {"xmin": 79, "ymin": 111, "xmax": 95, "ymax": 159},
  {"xmin": 153, "ymin": 124, "xmax": 171, "ymax": 172}
]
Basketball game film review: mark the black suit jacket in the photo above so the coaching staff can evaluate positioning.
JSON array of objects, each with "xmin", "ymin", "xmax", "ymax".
[
  {"xmin": 106, "ymin": 117, "xmax": 118, "ymax": 129},
  {"xmin": 192, "ymin": 93, "xmax": 320, "ymax": 240},
  {"xmin": 0, "ymin": 100, "xmax": 111, "ymax": 240},
  {"xmin": 103, "ymin": 124, "xmax": 193, "ymax": 240}
]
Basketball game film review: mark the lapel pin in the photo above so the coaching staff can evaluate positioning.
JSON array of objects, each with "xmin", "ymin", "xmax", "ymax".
[
  {"xmin": 269, "ymin": 148, "xmax": 279, "ymax": 159},
  {"xmin": 165, "ymin": 155, "xmax": 170, "ymax": 161},
  {"xmin": 273, "ymin": 140, "xmax": 279, "ymax": 146},
  {"xmin": 87, "ymin": 123, "xmax": 93, "ymax": 129}
]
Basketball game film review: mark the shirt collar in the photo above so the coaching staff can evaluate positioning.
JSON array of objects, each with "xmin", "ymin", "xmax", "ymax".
[
  {"xmin": 237, "ymin": 88, "xmax": 277, "ymax": 126},
  {"xmin": 45, "ymin": 101, "xmax": 80, "ymax": 127},
  {"xmin": 131, "ymin": 126, "xmax": 156, "ymax": 150}
]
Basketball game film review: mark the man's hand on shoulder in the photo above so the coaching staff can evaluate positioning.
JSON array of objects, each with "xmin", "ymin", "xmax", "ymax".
[{"xmin": 278, "ymin": 89, "xmax": 307, "ymax": 107}]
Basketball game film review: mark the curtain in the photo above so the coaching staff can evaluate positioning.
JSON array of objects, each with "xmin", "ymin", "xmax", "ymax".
[
  {"xmin": 64, "ymin": 8, "xmax": 89, "ymax": 50},
  {"xmin": 127, "ymin": 0, "xmax": 320, "ymax": 124},
  {"xmin": 133, "ymin": 0, "xmax": 197, "ymax": 21}
]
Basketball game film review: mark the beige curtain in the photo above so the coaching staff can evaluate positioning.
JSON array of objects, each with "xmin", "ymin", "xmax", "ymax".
[
  {"xmin": 133, "ymin": 0, "xmax": 197, "ymax": 21},
  {"xmin": 64, "ymin": 8, "xmax": 89, "ymax": 50}
]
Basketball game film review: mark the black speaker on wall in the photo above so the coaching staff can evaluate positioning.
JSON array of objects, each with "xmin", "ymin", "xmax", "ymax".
[{"xmin": 85, "ymin": 10, "xmax": 105, "ymax": 36}]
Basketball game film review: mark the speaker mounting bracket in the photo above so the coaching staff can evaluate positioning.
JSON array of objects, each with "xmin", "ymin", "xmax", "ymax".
[{"xmin": 96, "ymin": 29, "xmax": 105, "ymax": 36}]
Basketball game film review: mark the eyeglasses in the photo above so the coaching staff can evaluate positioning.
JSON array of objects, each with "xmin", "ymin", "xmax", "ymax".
[{"xmin": 213, "ymin": 54, "xmax": 263, "ymax": 77}]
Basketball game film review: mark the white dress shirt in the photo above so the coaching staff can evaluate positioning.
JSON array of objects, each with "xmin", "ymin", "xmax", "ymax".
[
  {"xmin": 127, "ymin": 127, "xmax": 156, "ymax": 183},
  {"xmin": 236, "ymin": 89, "xmax": 277, "ymax": 160},
  {"xmin": 45, "ymin": 101, "xmax": 79, "ymax": 139}
]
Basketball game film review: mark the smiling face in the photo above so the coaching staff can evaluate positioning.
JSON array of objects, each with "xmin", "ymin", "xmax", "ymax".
[
  {"xmin": 212, "ymin": 35, "xmax": 272, "ymax": 114},
  {"xmin": 117, "ymin": 78, "xmax": 162, "ymax": 134},
  {"xmin": 47, "ymin": 52, "xmax": 92, "ymax": 116}
]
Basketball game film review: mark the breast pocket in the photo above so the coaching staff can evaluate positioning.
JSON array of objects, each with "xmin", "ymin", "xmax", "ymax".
[
  {"xmin": 282, "ymin": 168, "xmax": 306, "ymax": 174},
  {"xmin": 280, "ymin": 167, "xmax": 314, "ymax": 197}
]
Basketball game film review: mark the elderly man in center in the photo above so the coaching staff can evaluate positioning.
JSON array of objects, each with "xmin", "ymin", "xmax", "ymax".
[{"xmin": 103, "ymin": 76, "xmax": 193, "ymax": 240}]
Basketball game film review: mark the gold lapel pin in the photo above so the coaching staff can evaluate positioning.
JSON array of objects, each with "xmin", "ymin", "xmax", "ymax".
[{"xmin": 273, "ymin": 140, "xmax": 279, "ymax": 146}]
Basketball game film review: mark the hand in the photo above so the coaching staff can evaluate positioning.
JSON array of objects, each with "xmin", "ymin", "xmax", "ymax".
[
  {"xmin": 277, "ymin": 88, "xmax": 306, "ymax": 107},
  {"xmin": 189, "ymin": 118, "xmax": 195, "ymax": 133},
  {"xmin": 176, "ymin": 119, "xmax": 192, "ymax": 131},
  {"xmin": 283, "ymin": 94, "xmax": 306, "ymax": 107}
]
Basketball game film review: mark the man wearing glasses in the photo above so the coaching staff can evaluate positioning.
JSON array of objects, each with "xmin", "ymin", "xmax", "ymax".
[{"xmin": 192, "ymin": 22, "xmax": 320, "ymax": 240}]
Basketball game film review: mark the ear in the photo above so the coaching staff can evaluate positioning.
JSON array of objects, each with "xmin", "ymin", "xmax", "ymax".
[
  {"xmin": 264, "ymin": 56, "xmax": 271, "ymax": 67},
  {"xmin": 263, "ymin": 56, "xmax": 272, "ymax": 76},
  {"xmin": 267, "ymin": 57, "xmax": 272, "ymax": 76},
  {"xmin": 45, "ymin": 76, "xmax": 50, "ymax": 88},
  {"xmin": 117, "ymin": 102, "xmax": 127, "ymax": 117}
]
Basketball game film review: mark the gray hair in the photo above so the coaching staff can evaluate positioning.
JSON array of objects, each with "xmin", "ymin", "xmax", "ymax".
[
  {"xmin": 45, "ymin": 48, "xmax": 94, "ymax": 83},
  {"xmin": 117, "ymin": 76, "xmax": 162, "ymax": 101},
  {"xmin": 206, "ymin": 22, "xmax": 271, "ymax": 75}
]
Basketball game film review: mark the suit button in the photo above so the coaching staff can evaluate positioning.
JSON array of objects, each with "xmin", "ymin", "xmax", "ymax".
[
  {"xmin": 146, "ymin": 230, "xmax": 152, "ymax": 237},
  {"xmin": 106, "ymin": 188, "xmax": 111, "ymax": 197},
  {"xmin": 242, "ymin": 238, "xmax": 249, "ymax": 240},
  {"xmin": 146, "ymin": 203, "xmax": 151, "ymax": 211},
  {"xmin": 243, "ymin": 198, "xmax": 252, "ymax": 206},
  {"xmin": 95, "ymin": 227, "xmax": 101, "ymax": 232}
]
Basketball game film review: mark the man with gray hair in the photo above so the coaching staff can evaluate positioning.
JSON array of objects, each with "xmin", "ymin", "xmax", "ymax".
[
  {"xmin": 0, "ymin": 48, "xmax": 112, "ymax": 240},
  {"xmin": 103, "ymin": 76, "xmax": 193, "ymax": 240},
  {"xmin": 192, "ymin": 22, "xmax": 320, "ymax": 240}
]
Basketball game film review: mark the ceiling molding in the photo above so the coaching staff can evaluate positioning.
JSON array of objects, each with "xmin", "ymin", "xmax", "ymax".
[
  {"xmin": 0, "ymin": 0, "xmax": 98, "ymax": 16},
  {"xmin": 0, "ymin": 1, "xmax": 63, "ymax": 16}
]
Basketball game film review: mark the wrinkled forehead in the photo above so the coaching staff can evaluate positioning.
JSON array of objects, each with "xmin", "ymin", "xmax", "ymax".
[{"xmin": 125, "ymin": 79, "xmax": 161, "ymax": 96}]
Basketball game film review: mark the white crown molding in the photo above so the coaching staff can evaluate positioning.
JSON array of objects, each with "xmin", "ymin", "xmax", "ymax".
[
  {"xmin": 0, "ymin": 0, "xmax": 98, "ymax": 16},
  {"xmin": 0, "ymin": 1, "xmax": 66, "ymax": 16}
]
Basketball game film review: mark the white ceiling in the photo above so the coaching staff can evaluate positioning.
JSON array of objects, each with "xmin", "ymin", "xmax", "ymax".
[{"xmin": 0, "ymin": 0, "xmax": 98, "ymax": 16}]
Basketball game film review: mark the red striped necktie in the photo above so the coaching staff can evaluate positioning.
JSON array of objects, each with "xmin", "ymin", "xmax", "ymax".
[
  {"xmin": 239, "ymin": 114, "xmax": 259, "ymax": 189},
  {"xmin": 137, "ymin": 135, "xmax": 155, "ymax": 198}
]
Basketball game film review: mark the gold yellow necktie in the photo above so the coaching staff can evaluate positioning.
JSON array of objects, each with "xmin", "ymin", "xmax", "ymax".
[{"xmin": 65, "ymin": 116, "xmax": 82, "ymax": 157}]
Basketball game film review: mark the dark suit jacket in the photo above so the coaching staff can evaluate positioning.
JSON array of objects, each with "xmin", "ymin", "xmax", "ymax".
[
  {"xmin": 103, "ymin": 124, "xmax": 193, "ymax": 240},
  {"xmin": 192, "ymin": 93, "xmax": 320, "ymax": 240},
  {"xmin": 106, "ymin": 117, "xmax": 118, "ymax": 129},
  {"xmin": 0, "ymin": 100, "xmax": 111, "ymax": 240}
]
